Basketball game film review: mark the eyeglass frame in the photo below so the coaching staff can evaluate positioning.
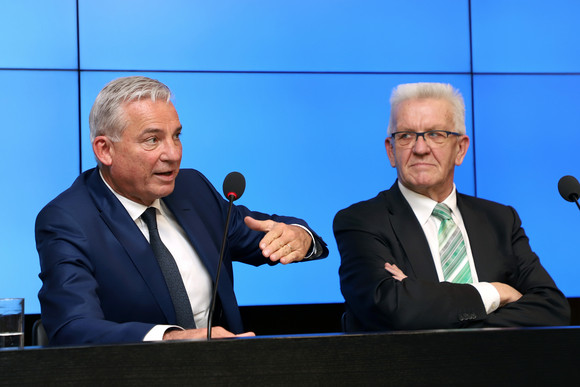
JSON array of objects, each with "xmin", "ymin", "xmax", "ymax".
[{"xmin": 390, "ymin": 130, "xmax": 462, "ymax": 148}]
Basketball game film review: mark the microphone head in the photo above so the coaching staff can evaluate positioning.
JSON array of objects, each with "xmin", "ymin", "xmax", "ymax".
[
  {"xmin": 558, "ymin": 175, "xmax": 580, "ymax": 202},
  {"xmin": 223, "ymin": 172, "xmax": 246, "ymax": 201}
]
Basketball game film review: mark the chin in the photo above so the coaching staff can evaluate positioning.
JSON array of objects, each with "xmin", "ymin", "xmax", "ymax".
[
  {"xmin": 407, "ymin": 176, "xmax": 434, "ymax": 187},
  {"xmin": 153, "ymin": 184, "xmax": 176, "ymax": 199}
]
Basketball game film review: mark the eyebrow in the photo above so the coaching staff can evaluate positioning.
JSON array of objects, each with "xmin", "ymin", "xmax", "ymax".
[
  {"xmin": 396, "ymin": 125, "xmax": 448, "ymax": 132},
  {"xmin": 141, "ymin": 126, "xmax": 182, "ymax": 135}
]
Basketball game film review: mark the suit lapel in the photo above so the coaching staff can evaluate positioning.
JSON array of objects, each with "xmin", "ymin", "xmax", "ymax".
[
  {"xmin": 384, "ymin": 183, "xmax": 439, "ymax": 280},
  {"xmin": 163, "ymin": 184, "xmax": 241, "ymax": 329},
  {"xmin": 85, "ymin": 169, "xmax": 176, "ymax": 324},
  {"xmin": 163, "ymin": 197, "xmax": 220, "ymax": 279}
]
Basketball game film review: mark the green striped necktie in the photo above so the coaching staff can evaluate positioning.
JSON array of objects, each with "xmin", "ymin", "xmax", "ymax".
[{"xmin": 432, "ymin": 203, "xmax": 472, "ymax": 284}]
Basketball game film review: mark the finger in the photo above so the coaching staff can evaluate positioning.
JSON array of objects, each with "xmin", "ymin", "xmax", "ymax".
[
  {"xmin": 245, "ymin": 217, "xmax": 284, "ymax": 255},
  {"xmin": 260, "ymin": 225, "xmax": 288, "ymax": 255},
  {"xmin": 384, "ymin": 263, "xmax": 400, "ymax": 275},
  {"xmin": 244, "ymin": 216, "xmax": 275, "ymax": 233},
  {"xmin": 385, "ymin": 263, "xmax": 407, "ymax": 281},
  {"xmin": 279, "ymin": 250, "xmax": 303, "ymax": 264},
  {"xmin": 210, "ymin": 326, "xmax": 238, "ymax": 338},
  {"xmin": 265, "ymin": 240, "xmax": 292, "ymax": 261},
  {"xmin": 270, "ymin": 245, "xmax": 302, "ymax": 264},
  {"xmin": 235, "ymin": 331, "xmax": 256, "ymax": 337},
  {"xmin": 269, "ymin": 225, "xmax": 310, "ymax": 256}
]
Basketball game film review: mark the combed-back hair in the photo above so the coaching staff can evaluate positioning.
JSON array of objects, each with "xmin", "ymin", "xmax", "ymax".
[{"xmin": 89, "ymin": 76, "xmax": 172, "ymax": 143}]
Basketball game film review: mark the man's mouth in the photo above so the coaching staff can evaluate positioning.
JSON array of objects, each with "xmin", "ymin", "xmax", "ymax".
[
  {"xmin": 411, "ymin": 162, "xmax": 434, "ymax": 168},
  {"xmin": 154, "ymin": 170, "xmax": 175, "ymax": 178}
]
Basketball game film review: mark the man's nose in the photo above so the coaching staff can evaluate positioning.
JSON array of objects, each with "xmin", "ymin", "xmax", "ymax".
[
  {"xmin": 161, "ymin": 140, "xmax": 182, "ymax": 161},
  {"xmin": 412, "ymin": 134, "xmax": 430, "ymax": 153}
]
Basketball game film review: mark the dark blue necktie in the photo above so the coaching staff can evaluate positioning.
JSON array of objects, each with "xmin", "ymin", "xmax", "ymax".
[{"xmin": 141, "ymin": 207, "xmax": 196, "ymax": 329}]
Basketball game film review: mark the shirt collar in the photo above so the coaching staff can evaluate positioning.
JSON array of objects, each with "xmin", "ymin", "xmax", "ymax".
[
  {"xmin": 99, "ymin": 169, "xmax": 162, "ymax": 221},
  {"xmin": 397, "ymin": 180, "xmax": 459, "ymax": 225}
]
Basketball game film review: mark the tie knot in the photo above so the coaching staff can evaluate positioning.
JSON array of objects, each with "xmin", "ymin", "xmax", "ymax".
[
  {"xmin": 141, "ymin": 207, "xmax": 158, "ymax": 231},
  {"xmin": 432, "ymin": 203, "xmax": 452, "ymax": 221}
]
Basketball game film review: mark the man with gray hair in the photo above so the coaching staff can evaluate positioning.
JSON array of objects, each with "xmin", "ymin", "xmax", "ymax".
[
  {"xmin": 334, "ymin": 82, "xmax": 569, "ymax": 332},
  {"xmin": 36, "ymin": 76, "xmax": 328, "ymax": 345}
]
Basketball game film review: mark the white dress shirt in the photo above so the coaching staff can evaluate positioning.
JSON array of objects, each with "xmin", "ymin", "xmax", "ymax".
[
  {"xmin": 398, "ymin": 181, "xmax": 500, "ymax": 314},
  {"xmin": 100, "ymin": 172, "xmax": 212, "ymax": 340}
]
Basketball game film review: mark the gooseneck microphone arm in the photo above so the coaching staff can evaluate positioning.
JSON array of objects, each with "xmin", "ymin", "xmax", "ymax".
[
  {"xmin": 206, "ymin": 194, "xmax": 235, "ymax": 340},
  {"xmin": 207, "ymin": 172, "xmax": 246, "ymax": 340}
]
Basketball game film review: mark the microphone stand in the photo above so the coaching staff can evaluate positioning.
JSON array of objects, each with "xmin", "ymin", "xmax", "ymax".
[
  {"xmin": 207, "ymin": 194, "xmax": 235, "ymax": 340},
  {"xmin": 573, "ymin": 197, "xmax": 580, "ymax": 211}
]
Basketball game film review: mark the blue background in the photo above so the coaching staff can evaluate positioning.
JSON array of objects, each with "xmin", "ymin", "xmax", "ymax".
[{"xmin": 1, "ymin": 0, "xmax": 578, "ymax": 314}]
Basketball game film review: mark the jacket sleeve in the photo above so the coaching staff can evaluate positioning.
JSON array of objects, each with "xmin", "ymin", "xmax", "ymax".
[
  {"xmin": 36, "ymin": 204, "xmax": 155, "ymax": 345},
  {"xmin": 466, "ymin": 205, "xmax": 570, "ymax": 328},
  {"xmin": 190, "ymin": 170, "xmax": 329, "ymax": 266}
]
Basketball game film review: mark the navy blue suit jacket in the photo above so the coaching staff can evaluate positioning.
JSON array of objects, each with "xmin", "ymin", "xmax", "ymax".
[
  {"xmin": 36, "ymin": 168, "xmax": 327, "ymax": 345},
  {"xmin": 334, "ymin": 182, "xmax": 570, "ymax": 332}
]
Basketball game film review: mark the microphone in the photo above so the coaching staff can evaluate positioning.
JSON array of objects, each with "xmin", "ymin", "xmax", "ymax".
[
  {"xmin": 222, "ymin": 171, "xmax": 246, "ymax": 201},
  {"xmin": 207, "ymin": 172, "xmax": 246, "ymax": 340},
  {"xmin": 558, "ymin": 175, "xmax": 580, "ymax": 211}
]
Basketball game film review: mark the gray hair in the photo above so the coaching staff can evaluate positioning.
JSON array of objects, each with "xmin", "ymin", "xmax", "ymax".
[
  {"xmin": 89, "ymin": 76, "xmax": 172, "ymax": 143},
  {"xmin": 387, "ymin": 82, "xmax": 466, "ymax": 135}
]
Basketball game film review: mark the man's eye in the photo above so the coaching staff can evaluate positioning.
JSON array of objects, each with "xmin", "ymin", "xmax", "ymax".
[
  {"xmin": 398, "ymin": 133, "xmax": 413, "ymax": 139},
  {"xmin": 145, "ymin": 137, "xmax": 158, "ymax": 144},
  {"xmin": 427, "ymin": 131, "xmax": 445, "ymax": 139}
]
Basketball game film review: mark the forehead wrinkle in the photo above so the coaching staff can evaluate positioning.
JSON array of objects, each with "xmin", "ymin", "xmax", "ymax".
[{"xmin": 396, "ymin": 100, "xmax": 453, "ymax": 132}]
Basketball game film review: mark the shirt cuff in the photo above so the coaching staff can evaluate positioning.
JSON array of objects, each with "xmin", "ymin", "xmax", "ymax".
[
  {"xmin": 470, "ymin": 282, "xmax": 501, "ymax": 314},
  {"xmin": 291, "ymin": 224, "xmax": 317, "ymax": 259},
  {"xmin": 143, "ymin": 325, "xmax": 183, "ymax": 341}
]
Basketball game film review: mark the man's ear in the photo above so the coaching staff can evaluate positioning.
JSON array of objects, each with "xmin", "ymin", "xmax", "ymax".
[
  {"xmin": 385, "ymin": 137, "xmax": 397, "ymax": 168},
  {"xmin": 93, "ymin": 136, "xmax": 114, "ymax": 166},
  {"xmin": 454, "ymin": 135, "xmax": 470, "ymax": 166}
]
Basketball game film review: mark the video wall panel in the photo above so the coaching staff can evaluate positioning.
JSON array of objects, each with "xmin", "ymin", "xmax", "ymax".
[
  {"xmin": 0, "ymin": 71, "xmax": 79, "ymax": 310},
  {"xmin": 473, "ymin": 74, "xmax": 580, "ymax": 295},
  {"xmin": 78, "ymin": 0, "xmax": 470, "ymax": 72},
  {"xmin": 1, "ymin": 1, "xmax": 578, "ymax": 314},
  {"xmin": 0, "ymin": 0, "xmax": 78, "ymax": 69},
  {"xmin": 471, "ymin": 0, "xmax": 580, "ymax": 73}
]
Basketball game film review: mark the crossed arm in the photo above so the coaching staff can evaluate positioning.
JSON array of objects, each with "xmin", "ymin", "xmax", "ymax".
[{"xmin": 384, "ymin": 263, "xmax": 523, "ymax": 308}]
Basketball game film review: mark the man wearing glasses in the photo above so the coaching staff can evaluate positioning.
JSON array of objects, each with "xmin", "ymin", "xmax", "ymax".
[{"xmin": 334, "ymin": 82, "xmax": 569, "ymax": 332}]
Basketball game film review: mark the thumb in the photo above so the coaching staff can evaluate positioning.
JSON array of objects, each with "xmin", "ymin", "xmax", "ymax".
[{"xmin": 244, "ymin": 216, "xmax": 273, "ymax": 232}]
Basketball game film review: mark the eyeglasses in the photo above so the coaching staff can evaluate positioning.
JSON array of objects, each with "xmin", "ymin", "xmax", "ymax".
[{"xmin": 391, "ymin": 130, "xmax": 461, "ymax": 148}]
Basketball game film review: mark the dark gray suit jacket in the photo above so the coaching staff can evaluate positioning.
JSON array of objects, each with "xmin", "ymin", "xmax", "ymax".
[{"xmin": 334, "ymin": 182, "xmax": 570, "ymax": 332}]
